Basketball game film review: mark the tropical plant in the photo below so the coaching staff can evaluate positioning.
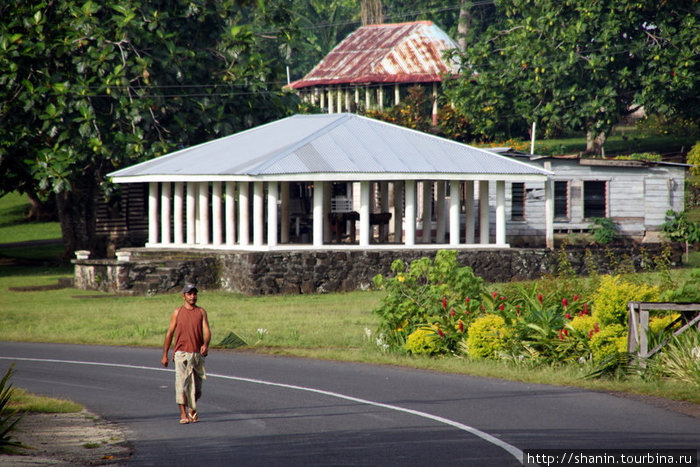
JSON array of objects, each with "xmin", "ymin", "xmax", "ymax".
[
  {"xmin": 463, "ymin": 314, "xmax": 511, "ymax": 360},
  {"xmin": 662, "ymin": 210, "xmax": 700, "ymax": 263},
  {"xmin": 653, "ymin": 329, "xmax": 700, "ymax": 386},
  {"xmin": 589, "ymin": 217, "xmax": 618, "ymax": 245},
  {"xmin": 591, "ymin": 275, "xmax": 660, "ymax": 327},
  {"xmin": 1, "ymin": 364, "xmax": 25, "ymax": 454}
]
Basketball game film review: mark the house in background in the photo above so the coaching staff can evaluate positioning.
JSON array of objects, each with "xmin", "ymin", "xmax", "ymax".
[
  {"xmin": 287, "ymin": 21, "xmax": 459, "ymax": 125},
  {"xmin": 492, "ymin": 150, "xmax": 689, "ymax": 246}
]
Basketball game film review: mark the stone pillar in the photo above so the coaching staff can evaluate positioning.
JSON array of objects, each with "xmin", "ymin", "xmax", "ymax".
[
  {"xmin": 435, "ymin": 181, "xmax": 446, "ymax": 243},
  {"xmin": 479, "ymin": 180, "xmax": 489, "ymax": 244},
  {"xmin": 313, "ymin": 180, "xmax": 324, "ymax": 246},
  {"xmin": 405, "ymin": 180, "xmax": 416, "ymax": 246},
  {"xmin": 238, "ymin": 181, "xmax": 250, "ymax": 246},
  {"xmin": 160, "ymin": 182, "xmax": 171, "ymax": 244},
  {"xmin": 280, "ymin": 181, "xmax": 290, "ymax": 244},
  {"xmin": 464, "ymin": 180, "xmax": 475, "ymax": 243},
  {"xmin": 267, "ymin": 182, "xmax": 278, "ymax": 247},
  {"xmin": 360, "ymin": 180, "xmax": 371, "ymax": 247},
  {"xmin": 496, "ymin": 180, "xmax": 506, "ymax": 245},
  {"xmin": 253, "ymin": 181, "xmax": 264, "ymax": 247},
  {"xmin": 198, "ymin": 182, "xmax": 209, "ymax": 245},
  {"xmin": 186, "ymin": 182, "xmax": 196, "ymax": 244},
  {"xmin": 449, "ymin": 180, "xmax": 461, "ymax": 246},
  {"xmin": 225, "ymin": 181, "xmax": 236, "ymax": 245},
  {"xmin": 421, "ymin": 181, "xmax": 432, "ymax": 243},
  {"xmin": 174, "ymin": 182, "xmax": 184, "ymax": 244},
  {"xmin": 148, "ymin": 182, "xmax": 159, "ymax": 244},
  {"xmin": 212, "ymin": 182, "xmax": 222, "ymax": 245}
]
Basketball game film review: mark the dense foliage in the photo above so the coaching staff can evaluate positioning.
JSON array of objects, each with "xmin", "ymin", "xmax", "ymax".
[{"xmin": 372, "ymin": 249, "xmax": 700, "ymax": 386}]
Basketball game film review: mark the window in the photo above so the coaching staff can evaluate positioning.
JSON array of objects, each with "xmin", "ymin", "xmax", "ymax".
[
  {"xmin": 554, "ymin": 181, "xmax": 568, "ymax": 220},
  {"xmin": 583, "ymin": 181, "xmax": 607, "ymax": 218},
  {"xmin": 511, "ymin": 182, "xmax": 525, "ymax": 221}
]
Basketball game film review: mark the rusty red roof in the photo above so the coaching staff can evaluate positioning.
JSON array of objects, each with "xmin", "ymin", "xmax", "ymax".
[{"xmin": 288, "ymin": 21, "xmax": 459, "ymax": 89}]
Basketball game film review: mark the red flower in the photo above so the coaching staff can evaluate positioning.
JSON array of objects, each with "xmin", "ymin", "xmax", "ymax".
[
  {"xmin": 492, "ymin": 291, "xmax": 498, "ymax": 299},
  {"xmin": 565, "ymin": 313, "xmax": 572, "ymax": 320},
  {"xmin": 562, "ymin": 298, "xmax": 568, "ymax": 308},
  {"xmin": 594, "ymin": 322, "xmax": 600, "ymax": 333},
  {"xmin": 442, "ymin": 297, "xmax": 447, "ymax": 310},
  {"xmin": 537, "ymin": 293, "xmax": 543, "ymax": 304},
  {"xmin": 573, "ymin": 294, "xmax": 579, "ymax": 302},
  {"xmin": 437, "ymin": 328, "xmax": 445, "ymax": 338},
  {"xmin": 500, "ymin": 296, "xmax": 506, "ymax": 301},
  {"xmin": 450, "ymin": 308, "xmax": 456, "ymax": 317},
  {"xmin": 589, "ymin": 330, "xmax": 594, "ymax": 338},
  {"xmin": 465, "ymin": 297, "xmax": 470, "ymax": 304},
  {"xmin": 583, "ymin": 303, "xmax": 589, "ymax": 315},
  {"xmin": 498, "ymin": 304, "xmax": 505, "ymax": 311},
  {"xmin": 458, "ymin": 320, "xmax": 465, "ymax": 332}
]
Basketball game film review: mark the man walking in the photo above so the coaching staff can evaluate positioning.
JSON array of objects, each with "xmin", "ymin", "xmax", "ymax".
[{"xmin": 161, "ymin": 284, "xmax": 211, "ymax": 424}]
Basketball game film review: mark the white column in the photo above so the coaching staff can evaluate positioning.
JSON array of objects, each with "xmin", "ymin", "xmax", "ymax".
[
  {"xmin": 392, "ymin": 181, "xmax": 404, "ymax": 243},
  {"xmin": 280, "ymin": 182, "xmax": 290, "ymax": 244},
  {"xmin": 148, "ymin": 182, "xmax": 159, "ymax": 244},
  {"xmin": 360, "ymin": 181, "xmax": 371, "ymax": 247},
  {"xmin": 479, "ymin": 180, "xmax": 489, "ymax": 244},
  {"xmin": 545, "ymin": 178, "xmax": 554, "ymax": 249},
  {"xmin": 173, "ymin": 182, "xmax": 184, "ymax": 244},
  {"xmin": 253, "ymin": 181, "xmax": 264, "ymax": 247},
  {"xmin": 354, "ymin": 87, "xmax": 360, "ymax": 110},
  {"xmin": 421, "ymin": 181, "xmax": 432, "ymax": 243},
  {"xmin": 238, "ymin": 182, "xmax": 249, "ymax": 246},
  {"xmin": 450, "ymin": 180, "xmax": 461, "ymax": 246},
  {"xmin": 337, "ymin": 86, "xmax": 342, "ymax": 112},
  {"xmin": 405, "ymin": 180, "xmax": 416, "ymax": 246},
  {"xmin": 365, "ymin": 87, "xmax": 371, "ymax": 110},
  {"xmin": 436, "ymin": 181, "xmax": 446, "ymax": 243},
  {"xmin": 313, "ymin": 181, "xmax": 324, "ymax": 246},
  {"xmin": 378, "ymin": 85, "xmax": 384, "ymax": 110},
  {"xmin": 394, "ymin": 83, "xmax": 400, "ymax": 106},
  {"xmin": 198, "ymin": 182, "xmax": 209, "ymax": 245},
  {"xmin": 267, "ymin": 182, "xmax": 278, "ymax": 246},
  {"xmin": 160, "ymin": 182, "xmax": 171, "ymax": 244},
  {"xmin": 225, "ymin": 181, "xmax": 236, "ymax": 245},
  {"xmin": 464, "ymin": 180, "xmax": 475, "ymax": 243},
  {"xmin": 328, "ymin": 87, "xmax": 334, "ymax": 114},
  {"xmin": 212, "ymin": 182, "xmax": 222, "ymax": 245},
  {"xmin": 186, "ymin": 183, "xmax": 196, "ymax": 244},
  {"xmin": 323, "ymin": 182, "xmax": 332, "ymax": 243},
  {"xmin": 496, "ymin": 180, "xmax": 506, "ymax": 245}
]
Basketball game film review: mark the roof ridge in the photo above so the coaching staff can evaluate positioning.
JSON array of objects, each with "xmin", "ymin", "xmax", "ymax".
[{"xmin": 360, "ymin": 20, "xmax": 433, "ymax": 28}]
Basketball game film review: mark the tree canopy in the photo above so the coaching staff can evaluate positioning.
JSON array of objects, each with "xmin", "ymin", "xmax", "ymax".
[
  {"xmin": 443, "ymin": 0, "xmax": 700, "ymax": 153},
  {"xmin": 0, "ymin": 0, "xmax": 298, "ymax": 255}
]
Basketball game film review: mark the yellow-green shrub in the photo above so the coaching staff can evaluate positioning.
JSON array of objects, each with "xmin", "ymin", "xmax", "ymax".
[
  {"xmin": 649, "ymin": 313, "xmax": 680, "ymax": 335},
  {"xmin": 591, "ymin": 275, "xmax": 660, "ymax": 327},
  {"xmin": 590, "ymin": 324, "xmax": 627, "ymax": 362},
  {"xmin": 465, "ymin": 314, "xmax": 511, "ymax": 359},
  {"xmin": 404, "ymin": 326, "xmax": 443, "ymax": 355},
  {"xmin": 568, "ymin": 315, "xmax": 598, "ymax": 336}
]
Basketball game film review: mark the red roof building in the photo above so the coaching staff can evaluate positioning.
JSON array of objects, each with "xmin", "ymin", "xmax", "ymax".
[{"xmin": 288, "ymin": 21, "xmax": 459, "ymax": 124}]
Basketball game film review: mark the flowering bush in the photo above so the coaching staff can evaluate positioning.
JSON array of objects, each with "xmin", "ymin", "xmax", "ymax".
[
  {"xmin": 589, "ymin": 324, "xmax": 628, "ymax": 363},
  {"xmin": 372, "ymin": 250, "xmax": 485, "ymax": 351}
]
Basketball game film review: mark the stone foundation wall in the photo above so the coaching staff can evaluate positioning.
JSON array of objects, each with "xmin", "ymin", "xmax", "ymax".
[{"xmin": 72, "ymin": 243, "xmax": 682, "ymax": 296}]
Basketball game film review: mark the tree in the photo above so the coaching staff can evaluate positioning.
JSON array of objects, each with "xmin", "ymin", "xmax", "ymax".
[
  {"xmin": 0, "ymin": 0, "xmax": 297, "ymax": 257},
  {"xmin": 443, "ymin": 0, "xmax": 700, "ymax": 152},
  {"xmin": 662, "ymin": 210, "xmax": 700, "ymax": 263}
]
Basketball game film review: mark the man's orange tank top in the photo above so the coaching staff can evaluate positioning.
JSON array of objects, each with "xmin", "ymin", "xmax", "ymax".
[{"xmin": 174, "ymin": 306, "xmax": 204, "ymax": 353}]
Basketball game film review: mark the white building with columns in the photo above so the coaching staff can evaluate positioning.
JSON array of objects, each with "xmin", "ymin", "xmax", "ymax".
[{"xmin": 107, "ymin": 113, "xmax": 554, "ymax": 251}]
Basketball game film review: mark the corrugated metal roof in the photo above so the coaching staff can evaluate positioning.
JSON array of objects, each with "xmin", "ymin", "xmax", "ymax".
[
  {"xmin": 108, "ymin": 113, "xmax": 551, "ymax": 182},
  {"xmin": 288, "ymin": 21, "xmax": 459, "ymax": 89}
]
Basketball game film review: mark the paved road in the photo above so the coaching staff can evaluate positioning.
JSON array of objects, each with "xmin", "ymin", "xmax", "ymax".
[{"xmin": 1, "ymin": 342, "xmax": 698, "ymax": 466}]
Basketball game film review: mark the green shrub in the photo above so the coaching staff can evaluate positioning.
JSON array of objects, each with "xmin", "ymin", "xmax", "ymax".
[
  {"xmin": 660, "ymin": 269, "xmax": 700, "ymax": 302},
  {"xmin": 589, "ymin": 217, "xmax": 618, "ymax": 245},
  {"xmin": 653, "ymin": 329, "xmax": 700, "ymax": 386},
  {"xmin": 589, "ymin": 324, "xmax": 627, "ymax": 363},
  {"xmin": 465, "ymin": 314, "xmax": 510, "ymax": 360},
  {"xmin": 591, "ymin": 275, "xmax": 660, "ymax": 327},
  {"xmin": 1, "ymin": 365, "xmax": 25, "ymax": 454},
  {"xmin": 372, "ymin": 250, "xmax": 485, "ymax": 351},
  {"xmin": 404, "ymin": 326, "xmax": 444, "ymax": 356}
]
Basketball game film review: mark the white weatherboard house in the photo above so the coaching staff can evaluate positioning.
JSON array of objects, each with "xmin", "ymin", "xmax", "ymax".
[{"xmin": 107, "ymin": 113, "xmax": 554, "ymax": 251}]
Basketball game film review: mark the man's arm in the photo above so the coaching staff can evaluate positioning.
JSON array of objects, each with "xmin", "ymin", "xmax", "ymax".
[
  {"xmin": 200, "ymin": 309, "xmax": 211, "ymax": 357},
  {"xmin": 161, "ymin": 308, "xmax": 179, "ymax": 367}
]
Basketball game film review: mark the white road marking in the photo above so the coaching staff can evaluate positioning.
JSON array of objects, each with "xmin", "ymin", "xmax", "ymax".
[{"xmin": 1, "ymin": 356, "xmax": 523, "ymax": 462}]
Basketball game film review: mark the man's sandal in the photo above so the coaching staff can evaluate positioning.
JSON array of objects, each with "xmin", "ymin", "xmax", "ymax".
[{"xmin": 188, "ymin": 410, "xmax": 199, "ymax": 423}]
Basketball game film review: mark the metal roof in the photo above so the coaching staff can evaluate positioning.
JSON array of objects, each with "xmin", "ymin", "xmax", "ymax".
[
  {"xmin": 288, "ymin": 21, "xmax": 459, "ymax": 89},
  {"xmin": 108, "ymin": 113, "xmax": 551, "ymax": 183}
]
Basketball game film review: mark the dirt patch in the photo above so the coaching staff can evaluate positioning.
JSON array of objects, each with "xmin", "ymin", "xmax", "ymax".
[{"xmin": 0, "ymin": 410, "xmax": 131, "ymax": 466}]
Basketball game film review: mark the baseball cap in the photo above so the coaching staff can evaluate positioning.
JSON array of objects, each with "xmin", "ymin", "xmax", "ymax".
[{"xmin": 182, "ymin": 284, "xmax": 198, "ymax": 294}]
